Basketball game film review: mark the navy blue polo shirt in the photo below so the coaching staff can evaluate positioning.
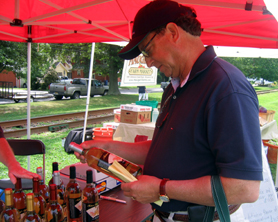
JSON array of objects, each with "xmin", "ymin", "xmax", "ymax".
[{"xmin": 144, "ymin": 46, "xmax": 263, "ymax": 212}]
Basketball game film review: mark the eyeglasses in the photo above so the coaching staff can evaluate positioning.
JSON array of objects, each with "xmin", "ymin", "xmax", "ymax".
[{"xmin": 141, "ymin": 33, "xmax": 157, "ymax": 57}]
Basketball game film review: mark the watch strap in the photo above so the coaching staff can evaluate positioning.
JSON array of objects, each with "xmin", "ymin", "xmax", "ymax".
[{"xmin": 160, "ymin": 178, "xmax": 169, "ymax": 195}]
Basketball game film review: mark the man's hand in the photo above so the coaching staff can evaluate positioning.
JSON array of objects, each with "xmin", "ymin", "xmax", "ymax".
[{"xmin": 121, "ymin": 175, "xmax": 161, "ymax": 204}]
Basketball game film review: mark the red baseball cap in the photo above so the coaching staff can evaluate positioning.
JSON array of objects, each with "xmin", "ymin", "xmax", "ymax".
[{"xmin": 118, "ymin": 0, "xmax": 196, "ymax": 60}]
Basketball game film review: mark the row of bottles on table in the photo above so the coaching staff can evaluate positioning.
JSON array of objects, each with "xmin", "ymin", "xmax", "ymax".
[{"xmin": 0, "ymin": 165, "xmax": 99, "ymax": 222}]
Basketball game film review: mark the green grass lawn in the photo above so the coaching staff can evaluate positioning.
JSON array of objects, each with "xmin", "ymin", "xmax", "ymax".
[{"xmin": 0, "ymin": 87, "xmax": 277, "ymax": 187}]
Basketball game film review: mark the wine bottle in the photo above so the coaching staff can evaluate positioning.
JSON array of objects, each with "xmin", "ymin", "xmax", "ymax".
[
  {"xmin": 22, "ymin": 193, "xmax": 41, "ymax": 222},
  {"xmin": 53, "ymin": 171, "xmax": 67, "ymax": 221},
  {"xmin": 0, "ymin": 198, "xmax": 5, "ymax": 216},
  {"xmin": 69, "ymin": 142, "xmax": 142, "ymax": 182},
  {"xmin": 45, "ymin": 184, "xmax": 65, "ymax": 222},
  {"xmin": 1, "ymin": 188, "xmax": 20, "ymax": 222},
  {"xmin": 33, "ymin": 177, "xmax": 46, "ymax": 222},
  {"xmin": 65, "ymin": 166, "xmax": 81, "ymax": 222},
  {"xmin": 48, "ymin": 163, "xmax": 64, "ymax": 190},
  {"xmin": 36, "ymin": 167, "xmax": 50, "ymax": 204},
  {"xmin": 13, "ymin": 177, "xmax": 26, "ymax": 220},
  {"xmin": 82, "ymin": 170, "xmax": 99, "ymax": 222}
]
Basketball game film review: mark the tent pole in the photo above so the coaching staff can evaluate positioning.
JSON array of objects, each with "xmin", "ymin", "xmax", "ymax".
[
  {"xmin": 82, "ymin": 43, "xmax": 95, "ymax": 142},
  {"xmin": 27, "ymin": 41, "xmax": 31, "ymax": 170}
]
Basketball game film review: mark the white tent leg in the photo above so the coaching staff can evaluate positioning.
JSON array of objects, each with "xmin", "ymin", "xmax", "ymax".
[
  {"xmin": 27, "ymin": 41, "xmax": 31, "ymax": 170},
  {"xmin": 82, "ymin": 43, "xmax": 96, "ymax": 142}
]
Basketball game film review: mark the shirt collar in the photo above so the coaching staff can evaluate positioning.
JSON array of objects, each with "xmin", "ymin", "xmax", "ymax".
[{"xmin": 171, "ymin": 71, "xmax": 191, "ymax": 92}]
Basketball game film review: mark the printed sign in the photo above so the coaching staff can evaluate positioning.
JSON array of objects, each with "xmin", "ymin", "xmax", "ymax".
[{"xmin": 120, "ymin": 54, "xmax": 157, "ymax": 86}]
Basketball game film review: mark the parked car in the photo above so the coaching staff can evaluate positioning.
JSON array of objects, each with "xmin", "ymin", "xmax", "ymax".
[
  {"xmin": 160, "ymin": 80, "xmax": 171, "ymax": 91},
  {"xmin": 48, "ymin": 78, "xmax": 109, "ymax": 100}
]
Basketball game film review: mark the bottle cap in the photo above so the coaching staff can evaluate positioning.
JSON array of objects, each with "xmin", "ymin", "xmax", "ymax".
[
  {"xmin": 52, "ymin": 162, "xmax": 59, "ymax": 172},
  {"xmin": 70, "ymin": 166, "xmax": 76, "ymax": 179},
  {"xmin": 86, "ymin": 170, "xmax": 93, "ymax": 184},
  {"xmin": 68, "ymin": 142, "xmax": 83, "ymax": 154}
]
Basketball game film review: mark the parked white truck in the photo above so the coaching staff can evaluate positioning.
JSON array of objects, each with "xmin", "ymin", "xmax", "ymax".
[{"xmin": 48, "ymin": 78, "xmax": 109, "ymax": 100}]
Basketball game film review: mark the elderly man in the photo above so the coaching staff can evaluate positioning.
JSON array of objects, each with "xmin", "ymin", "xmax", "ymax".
[{"xmin": 75, "ymin": 1, "xmax": 262, "ymax": 221}]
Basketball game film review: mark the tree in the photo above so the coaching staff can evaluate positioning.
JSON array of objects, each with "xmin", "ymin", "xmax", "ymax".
[
  {"xmin": 94, "ymin": 43, "xmax": 124, "ymax": 95},
  {"xmin": 0, "ymin": 41, "xmax": 53, "ymax": 89},
  {"xmin": 49, "ymin": 43, "xmax": 124, "ymax": 95},
  {"xmin": 0, "ymin": 41, "xmax": 27, "ymax": 76},
  {"xmin": 220, "ymin": 57, "xmax": 278, "ymax": 82}
]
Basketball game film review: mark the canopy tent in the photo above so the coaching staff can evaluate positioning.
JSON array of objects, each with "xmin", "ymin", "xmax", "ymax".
[
  {"xmin": 0, "ymin": 0, "xmax": 277, "ymax": 48},
  {"xmin": 0, "ymin": 0, "xmax": 277, "ymax": 144}
]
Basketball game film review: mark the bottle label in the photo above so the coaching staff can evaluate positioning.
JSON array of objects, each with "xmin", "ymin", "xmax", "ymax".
[
  {"xmin": 82, "ymin": 202, "xmax": 99, "ymax": 222},
  {"xmin": 68, "ymin": 197, "xmax": 81, "ymax": 218},
  {"xmin": 18, "ymin": 208, "xmax": 27, "ymax": 220}
]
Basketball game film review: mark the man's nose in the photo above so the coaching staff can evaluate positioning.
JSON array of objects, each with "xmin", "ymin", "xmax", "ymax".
[{"xmin": 145, "ymin": 57, "xmax": 154, "ymax": 68}]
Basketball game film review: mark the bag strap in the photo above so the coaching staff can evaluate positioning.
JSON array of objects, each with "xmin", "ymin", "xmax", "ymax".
[{"xmin": 210, "ymin": 175, "xmax": 231, "ymax": 222}]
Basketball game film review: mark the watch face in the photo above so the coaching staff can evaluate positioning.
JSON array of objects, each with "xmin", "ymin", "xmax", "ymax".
[{"xmin": 160, "ymin": 195, "xmax": 170, "ymax": 202}]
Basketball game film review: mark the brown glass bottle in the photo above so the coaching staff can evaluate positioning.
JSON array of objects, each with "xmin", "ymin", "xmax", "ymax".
[
  {"xmin": 1, "ymin": 188, "xmax": 20, "ymax": 222},
  {"xmin": 45, "ymin": 184, "xmax": 65, "ymax": 222},
  {"xmin": 65, "ymin": 166, "xmax": 81, "ymax": 222},
  {"xmin": 48, "ymin": 163, "xmax": 64, "ymax": 190},
  {"xmin": 36, "ymin": 167, "xmax": 50, "ymax": 204},
  {"xmin": 22, "ymin": 193, "xmax": 41, "ymax": 222},
  {"xmin": 33, "ymin": 177, "xmax": 46, "ymax": 222},
  {"xmin": 82, "ymin": 170, "xmax": 99, "ymax": 222},
  {"xmin": 53, "ymin": 171, "xmax": 67, "ymax": 221},
  {"xmin": 13, "ymin": 177, "xmax": 27, "ymax": 220},
  {"xmin": 69, "ymin": 142, "xmax": 142, "ymax": 182}
]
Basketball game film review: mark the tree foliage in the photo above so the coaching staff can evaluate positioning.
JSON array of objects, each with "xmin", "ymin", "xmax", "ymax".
[
  {"xmin": 220, "ymin": 57, "xmax": 278, "ymax": 81},
  {"xmin": 0, "ymin": 41, "xmax": 53, "ymax": 89},
  {"xmin": 49, "ymin": 43, "xmax": 124, "ymax": 95}
]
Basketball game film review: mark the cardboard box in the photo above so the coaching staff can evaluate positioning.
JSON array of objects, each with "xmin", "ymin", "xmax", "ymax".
[
  {"xmin": 114, "ymin": 109, "xmax": 121, "ymax": 123},
  {"xmin": 59, "ymin": 162, "xmax": 121, "ymax": 194},
  {"xmin": 120, "ymin": 104, "xmax": 152, "ymax": 124},
  {"xmin": 120, "ymin": 110, "xmax": 151, "ymax": 124}
]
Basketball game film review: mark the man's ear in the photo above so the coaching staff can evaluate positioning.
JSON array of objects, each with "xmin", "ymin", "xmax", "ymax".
[{"xmin": 165, "ymin": 22, "xmax": 179, "ymax": 43}]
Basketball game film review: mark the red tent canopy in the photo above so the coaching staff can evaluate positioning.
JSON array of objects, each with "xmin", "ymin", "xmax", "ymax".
[{"xmin": 0, "ymin": 0, "xmax": 277, "ymax": 48}]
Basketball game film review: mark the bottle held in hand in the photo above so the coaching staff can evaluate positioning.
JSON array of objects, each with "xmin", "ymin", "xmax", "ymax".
[
  {"xmin": 82, "ymin": 170, "xmax": 99, "ymax": 222},
  {"xmin": 13, "ymin": 178, "xmax": 26, "ymax": 220},
  {"xmin": 22, "ymin": 193, "xmax": 41, "ymax": 222},
  {"xmin": 53, "ymin": 171, "xmax": 67, "ymax": 221},
  {"xmin": 1, "ymin": 188, "xmax": 20, "ymax": 222},
  {"xmin": 65, "ymin": 166, "xmax": 82, "ymax": 222},
  {"xmin": 45, "ymin": 184, "xmax": 64, "ymax": 222},
  {"xmin": 69, "ymin": 142, "xmax": 142, "ymax": 182},
  {"xmin": 36, "ymin": 167, "xmax": 50, "ymax": 204}
]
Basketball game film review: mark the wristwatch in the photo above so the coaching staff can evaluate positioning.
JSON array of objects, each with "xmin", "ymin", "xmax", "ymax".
[{"xmin": 159, "ymin": 178, "xmax": 170, "ymax": 202}]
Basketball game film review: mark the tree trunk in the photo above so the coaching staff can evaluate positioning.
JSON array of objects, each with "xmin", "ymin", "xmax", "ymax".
[{"xmin": 108, "ymin": 67, "xmax": 121, "ymax": 95}]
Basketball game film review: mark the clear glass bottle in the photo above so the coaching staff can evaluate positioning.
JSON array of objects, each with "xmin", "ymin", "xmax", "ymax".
[
  {"xmin": 48, "ymin": 163, "xmax": 64, "ymax": 190},
  {"xmin": 65, "ymin": 166, "xmax": 81, "ymax": 222},
  {"xmin": 22, "ymin": 193, "xmax": 41, "ymax": 222},
  {"xmin": 1, "ymin": 188, "xmax": 20, "ymax": 222},
  {"xmin": 82, "ymin": 170, "xmax": 99, "ymax": 222},
  {"xmin": 36, "ymin": 167, "xmax": 50, "ymax": 204},
  {"xmin": 45, "ymin": 184, "xmax": 64, "ymax": 222},
  {"xmin": 53, "ymin": 171, "xmax": 67, "ymax": 221},
  {"xmin": 13, "ymin": 178, "xmax": 26, "ymax": 220},
  {"xmin": 69, "ymin": 142, "xmax": 142, "ymax": 182},
  {"xmin": 33, "ymin": 177, "xmax": 46, "ymax": 222}
]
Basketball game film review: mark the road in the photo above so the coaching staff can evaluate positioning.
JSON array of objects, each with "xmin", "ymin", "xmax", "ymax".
[{"xmin": 0, "ymin": 87, "xmax": 163, "ymax": 104}]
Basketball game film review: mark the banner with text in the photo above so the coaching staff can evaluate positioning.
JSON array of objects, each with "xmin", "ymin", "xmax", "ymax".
[{"xmin": 120, "ymin": 55, "xmax": 157, "ymax": 86}]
